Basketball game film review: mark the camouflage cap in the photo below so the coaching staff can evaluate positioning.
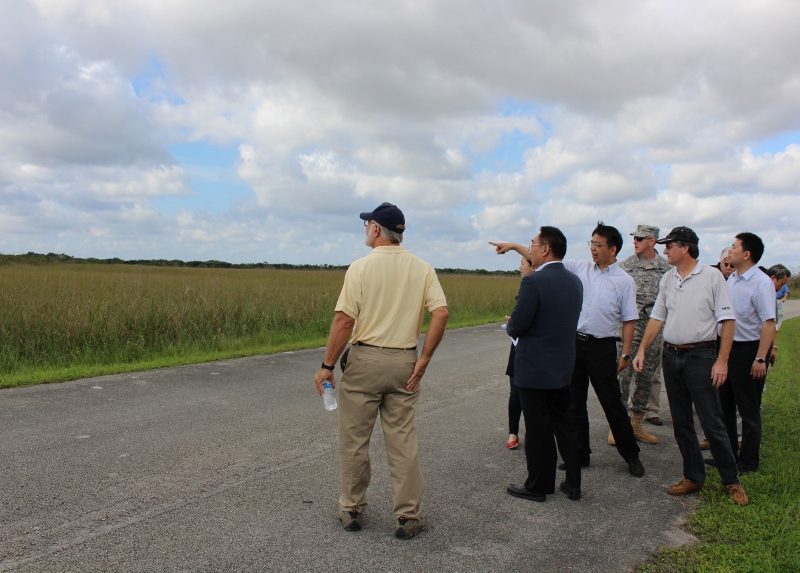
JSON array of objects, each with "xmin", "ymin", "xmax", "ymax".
[
  {"xmin": 630, "ymin": 225, "xmax": 659, "ymax": 239},
  {"xmin": 656, "ymin": 226, "xmax": 699, "ymax": 245}
]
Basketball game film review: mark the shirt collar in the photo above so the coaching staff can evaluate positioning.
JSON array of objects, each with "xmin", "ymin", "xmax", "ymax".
[
  {"xmin": 740, "ymin": 265, "xmax": 759, "ymax": 280},
  {"xmin": 371, "ymin": 245, "xmax": 408, "ymax": 254},
  {"xmin": 673, "ymin": 260, "xmax": 702, "ymax": 280},
  {"xmin": 535, "ymin": 260, "xmax": 560, "ymax": 272},
  {"xmin": 594, "ymin": 261, "xmax": 619, "ymax": 273}
]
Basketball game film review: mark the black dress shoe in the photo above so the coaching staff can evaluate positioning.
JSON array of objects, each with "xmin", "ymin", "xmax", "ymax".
[
  {"xmin": 558, "ymin": 460, "xmax": 590, "ymax": 470},
  {"xmin": 506, "ymin": 483, "xmax": 546, "ymax": 502},
  {"xmin": 704, "ymin": 457, "xmax": 717, "ymax": 467},
  {"xmin": 559, "ymin": 481, "xmax": 581, "ymax": 501},
  {"xmin": 627, "ymin": 456, "xmax": 645, "ymax": 478}
]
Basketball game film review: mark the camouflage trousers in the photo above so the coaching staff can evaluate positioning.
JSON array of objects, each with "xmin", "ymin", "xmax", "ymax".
[{"xmin": 618, "ymin": 318, "xmax": 663, "ymax": 415}]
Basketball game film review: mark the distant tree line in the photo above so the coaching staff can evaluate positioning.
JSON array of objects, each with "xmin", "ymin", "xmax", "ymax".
[{"xmin": 0, "ymin": 252, "xmax": 518, "ymax": 275}]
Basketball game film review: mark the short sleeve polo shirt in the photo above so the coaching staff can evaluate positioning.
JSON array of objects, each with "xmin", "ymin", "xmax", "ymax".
[
  {"xmin": 335, "ymin": 246, "xmax": 447, "ymax": 349},
  {"xmin": 651, "ymin": 261, "xmax": 735, "ymax": 345}
]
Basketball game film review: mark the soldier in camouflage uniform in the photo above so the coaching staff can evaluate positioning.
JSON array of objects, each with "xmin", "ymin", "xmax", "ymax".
[{"xmin": 616, "ymin": 225, "xmax": 672, "ymax": 444}]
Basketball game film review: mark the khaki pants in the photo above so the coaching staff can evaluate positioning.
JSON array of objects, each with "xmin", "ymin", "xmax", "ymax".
[{"xmin": 338, "ymin": 344, "xmax": 423, "ymax": 519}]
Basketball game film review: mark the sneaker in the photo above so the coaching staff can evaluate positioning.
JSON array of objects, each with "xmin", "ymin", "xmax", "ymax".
[
  {"xmin": 726, "ymin": 484, "xmax": 749, "ymax": 506},
  {"xmin": 667, "ymin": 478, "xmax": 703, "ymax": 496},
  {"xmin": 395, "ymin": 515, "xmax": 427, "ymax": 539},
  {"xmin": 339, "ymin": 510, "xmax": 362, "ymax": 531}
]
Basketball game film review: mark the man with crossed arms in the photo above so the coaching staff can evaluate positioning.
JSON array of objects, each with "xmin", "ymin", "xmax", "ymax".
[{"xmin": 633, "ymin": 226, "xmax": 749, "ymax": 505}]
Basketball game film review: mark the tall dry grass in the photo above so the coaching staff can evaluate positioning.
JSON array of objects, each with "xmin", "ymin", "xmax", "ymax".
[{"xmin": 0, "ymin": 264, "xmax": 520, "ymax": 384}]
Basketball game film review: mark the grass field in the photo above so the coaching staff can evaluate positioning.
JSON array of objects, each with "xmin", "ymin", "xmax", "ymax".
[
  {"xmin": 786, "ymin": 274, "xmax": 799, "ymax": 300},
  {"xmin": 0, "ymin": 263, "xmax": 520, "ymax": 387},
  {"xmin": 638, "ymin": 318, "xmax": 800, "ymax": 573}
]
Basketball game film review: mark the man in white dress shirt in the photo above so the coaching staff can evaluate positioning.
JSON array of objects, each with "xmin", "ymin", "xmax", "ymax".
[{"xmin": 713, "ymin": 232, "xmax": 775, "ymax": 474}]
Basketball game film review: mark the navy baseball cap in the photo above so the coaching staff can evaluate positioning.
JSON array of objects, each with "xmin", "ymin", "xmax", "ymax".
[
  {"xmin": 359, "ymin": 202, "xmax": 406, "ymax": 234},
  {"xmin": 656, "ymin": 226, "xmax": 699, "ymax": 245}
]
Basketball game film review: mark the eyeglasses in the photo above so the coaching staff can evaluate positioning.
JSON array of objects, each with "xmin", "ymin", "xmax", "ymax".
[
  {"xmin": 363, "ymin": 220, "xmax": 373, "ymax": 227},
  {"xmin": 588, "ymin": 241, "xmax": 608, "ymax": 248},
  {"xmin": 530, "ymin": 243, "xmax": 545, "ymax": 247},
  {"xmin": 633, "ymin": 236, "xmax": 652, "ymax": 242},
  {"xmin": 663, "ymin": 242, "xmax": 677, "ymax": 250}
]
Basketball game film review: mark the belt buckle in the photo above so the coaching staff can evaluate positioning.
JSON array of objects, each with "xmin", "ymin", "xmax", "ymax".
[{"xmin": 576, "ymin": 332, "xmax": 589, "ymax": 342}]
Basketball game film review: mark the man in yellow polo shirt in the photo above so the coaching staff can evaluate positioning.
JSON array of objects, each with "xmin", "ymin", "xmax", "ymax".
[{"xmin": 314, "ymin": 202, "xmax": 449, "ymax": 539}]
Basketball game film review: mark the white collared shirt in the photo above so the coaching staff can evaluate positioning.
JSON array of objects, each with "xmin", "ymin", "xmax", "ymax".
[
  {"xmin": 651, "ymin": 261, "xmax": 735, "ymax": 344},
  {"xmin": 720, "ymin": 265, "xmax": 776, "ymax": 341},
  {"xmin": 534, "ymin": 260, "xmax": 561, "ymax": 272},
  {"xmin": 562, "ymin": 259, "xmax": 638, "ymax": 337}
]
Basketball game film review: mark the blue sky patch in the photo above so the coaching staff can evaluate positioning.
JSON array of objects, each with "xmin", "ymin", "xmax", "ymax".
[{"xmin": 153, "ymin": 141, "xmax": 252, "ymax": 214}]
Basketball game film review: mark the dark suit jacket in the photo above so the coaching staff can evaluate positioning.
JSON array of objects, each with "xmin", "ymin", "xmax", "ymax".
[{"xmin": 507, "ymin": 262, "xmax": 583, "ymax": 389}]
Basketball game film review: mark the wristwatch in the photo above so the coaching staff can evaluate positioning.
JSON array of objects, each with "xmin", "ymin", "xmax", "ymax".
[
  {"xmin": 321, "ymin": 362, "xmax": 335, "ymax": 371},
  {"xmin": 754, "ymin": 357, "xmax": 766, "ymax": 364},
  {"xmin": 620, "ymin": 354, "xmax": 631, "ymax": 361}
]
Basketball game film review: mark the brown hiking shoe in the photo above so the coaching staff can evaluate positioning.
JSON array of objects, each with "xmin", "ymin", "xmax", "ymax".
[
  {"xmin": 727, "ymin": 484, "xmax": 749, "ymax": 506},
  {"xmin": 339, "ymin": 510, "xmax": 362, "ymax": 531},
  {"xmin": 699, "ymin": 439, "xmax": 710, "ymax": 450},
  {"xmin": 632, "ymin": 413, "xmax": 658, "ymax": 444},
  {"xmin": 395, "ymin": 515, "xmax": 427, "ymax": 539},
  {"xmin": 667, "ymin": 478, "xmax": 703, "ymax": 496}
]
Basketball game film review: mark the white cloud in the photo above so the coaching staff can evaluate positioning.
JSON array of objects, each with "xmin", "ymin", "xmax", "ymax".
[{"xmin": 1, "ymin": 0, "xmax": 800, "ymax": 268}]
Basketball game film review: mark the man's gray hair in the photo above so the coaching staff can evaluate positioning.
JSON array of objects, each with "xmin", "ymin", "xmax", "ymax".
[
  {"xmin": 769, "ymin": 264, "xmax": 791, "ymax": 280},
  {"xmin": 379, "ymin": 224, "xmax": 403, "ymax": 244}
]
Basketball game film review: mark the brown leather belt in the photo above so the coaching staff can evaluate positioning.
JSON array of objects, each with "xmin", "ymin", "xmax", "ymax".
[
  {"xmin": 663, "ymin": 340, "xmax": 716, "ymax": 352},
  {"xmin": 356, "ymin": 341, "xmax": 417, "ymax": 351}
]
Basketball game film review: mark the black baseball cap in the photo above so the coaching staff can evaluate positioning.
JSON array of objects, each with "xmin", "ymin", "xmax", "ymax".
[
  {"xmin": 359, "ymin": 202, "xmax": 406, "ymax": 234},
  {"xmin": 656, "ymin": 226, "xmax": 699, "ymax": 245}
]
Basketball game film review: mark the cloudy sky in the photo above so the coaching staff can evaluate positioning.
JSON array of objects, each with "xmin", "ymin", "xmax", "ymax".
[{"xmin": 2, "ymin": 0, "xmax": 799, "ymax": 270}]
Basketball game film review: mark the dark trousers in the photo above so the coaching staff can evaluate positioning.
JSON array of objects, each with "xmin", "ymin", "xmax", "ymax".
[
  {"xmin": 508, "ymin": 376, "xmax": 523, "ymax": 435},
  {"xmin": 569, "ymin": 337, "xmax": 640, "ymax": 463},
  {"xmin": 662, "ymin": 345, "xmax": 740, "ymax": 486},
  {"xmin": 719, "ymin": 340, "xmax": 764, "ymax": 472},
  {"xmin": 517, "ymin": 386, "xmax": 580, "ymax": 494}
]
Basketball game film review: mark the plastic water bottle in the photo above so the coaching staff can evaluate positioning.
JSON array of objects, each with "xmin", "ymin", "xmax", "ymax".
[{"xmin": 322, "ymin": 382, "xmax": 337, "ymax": 411}]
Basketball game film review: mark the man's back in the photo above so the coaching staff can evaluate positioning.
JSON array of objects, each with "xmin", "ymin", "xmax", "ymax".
[
  {"xmin": 336, "ymin": 246, "xmax": 446, "ymax": 349},
  {"xmin": 508, "ymin": 262, "xmax": 583, "ymax": 389}
]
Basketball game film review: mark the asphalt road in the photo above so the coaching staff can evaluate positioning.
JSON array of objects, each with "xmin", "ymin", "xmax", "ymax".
[{"xmin": 7, "ymin": 308, "xmax": 797, "ymax": 573}]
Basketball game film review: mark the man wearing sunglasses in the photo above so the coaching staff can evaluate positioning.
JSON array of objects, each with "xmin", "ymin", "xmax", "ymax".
[{"xmin": 617, "ymin": 225, "xmax": 672, "ymax": 442}]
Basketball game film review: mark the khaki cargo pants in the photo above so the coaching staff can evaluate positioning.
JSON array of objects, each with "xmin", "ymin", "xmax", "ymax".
[{"xmin": 338, "ymin": 344, "xmax": 423, "ymax": 520}]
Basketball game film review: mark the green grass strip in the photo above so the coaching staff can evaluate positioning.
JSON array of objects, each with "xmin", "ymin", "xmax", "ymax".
[{"xmin": 638, "ymin": 318, "xmax": 800, "ymax": 572}]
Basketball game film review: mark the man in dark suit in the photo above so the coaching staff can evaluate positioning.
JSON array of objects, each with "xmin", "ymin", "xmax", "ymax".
[{"xmin": 502, "ymin": 226, "xmax": 584, "ymax": 502}]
